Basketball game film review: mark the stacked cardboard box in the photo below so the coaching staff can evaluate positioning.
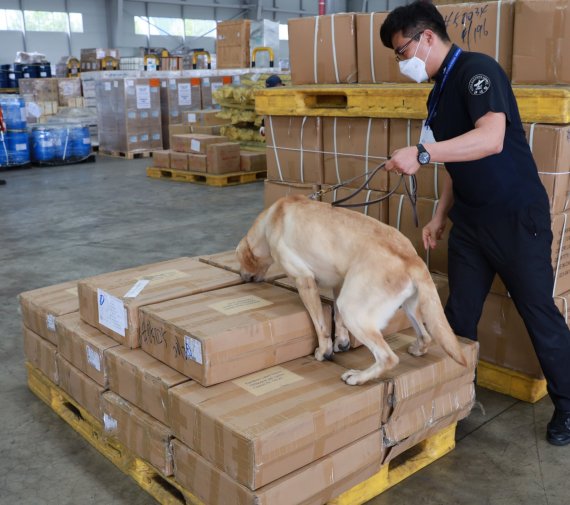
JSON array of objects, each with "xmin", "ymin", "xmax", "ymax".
[
  {"xmin": 216, "ymin": 20, "xmax": 251, "ymax": 69},
  {"xmin": 80, "ymin": 48, "xmax": 119, "ymax": 72},
  {"xmin": 200, "ymin": 75, "xmax": 232, "ymax": 109}
]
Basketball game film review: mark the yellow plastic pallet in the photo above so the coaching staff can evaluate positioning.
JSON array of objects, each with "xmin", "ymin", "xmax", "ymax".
[
  {"xmin": 255, "ymin": 84, "xmax": 570, "ymax": 124},
  {"xmin": 27, "ymin": 362, "xmax": 458, "ymax": 505},
  {"xmin": 99, "ymin": 149, "xmax": 152, "ymax": 160},
  {"xmin": 146, "ymin": 166, "xmax": 266, "ymax": 187},
  {"xmin": 477, "ymin": 360, "xmax": 547, "ymax": 403}
]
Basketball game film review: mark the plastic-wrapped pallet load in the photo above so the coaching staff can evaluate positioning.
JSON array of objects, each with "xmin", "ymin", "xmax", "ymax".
[{"xmin": 0, "ymin": 95, "xmax": 30, "ymax": 167}]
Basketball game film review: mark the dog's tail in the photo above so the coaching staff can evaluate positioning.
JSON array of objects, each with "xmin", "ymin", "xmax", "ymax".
[{"xmin": 414, "ymin": 266, "xmax": 467, "ymax": 367}]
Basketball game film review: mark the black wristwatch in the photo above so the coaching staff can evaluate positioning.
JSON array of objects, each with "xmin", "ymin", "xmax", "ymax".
[{"xmin": 417, "ymin": 143, "xmax": 431, "ymax": 165}]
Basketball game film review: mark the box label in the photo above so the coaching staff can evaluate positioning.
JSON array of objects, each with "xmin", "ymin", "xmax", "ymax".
[
  {"xmin": 97, "ymin": 289, "xmax": 127, "ymax": 337},
  {"xmin": 190, "ymin": 140, "xmax": 201, "ymax": 152},
  {"xmin": 86, "ymin": 345, "xmax": 102, "ymax": 372},
  {"xmin": 187, "ymin": 113, "xmax": 197, "ymax": 123},
  {"xmin": 46, "ymin": 314, "xmax": 56, "ymax": 332},
  {"xmin": 233, "ymin": 366, "xmax": 303, "ymax": 396},
  {"xmin": 104, "ymin": 82, "xmax": 111, "ymax": 91},
  {"xmin": 143, "ymin": 269, "xmax": 190, "ymax": 284},
  {"xmin": 208, "ymin": 295, "xmax": 273, "ymax": 316},
  {"xmin": 103, "ymin": 413, "xmax": 117, "ymax": 431},
  {"xmin": 184, "ymin": 335, "xmax": 203, "ymax": 364},
  {"xmin": 211, "ymin": 82, "xmax": 224, "ymax": 104},
  {"xmin": 124, "ymin": 279, "xmax": 149, "ymax": 298},
  {"xmin": 178, "ymin": 83, "xmax": 192, "ymax": 106},
  {"xmin": 136, "ymin": 85, "xmax": 151, "ymax": 109}
]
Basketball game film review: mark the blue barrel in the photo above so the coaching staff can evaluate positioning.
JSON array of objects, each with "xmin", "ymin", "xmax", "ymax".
[
  {"xmin": 0, "ymin": 95, "xmax": 27, "ymax": 130},
  {"xmin": 22, "ymin": 64, "xmax": 40, "ymax": 79},
  {"xmin": 0, "ymin": 64, "xmax": 10, "ymax": 88},
  {"xmin": 31, "ymin": 123, "xmax": 90, "ymax": 164},
  {"xmin": 37, "ymin": 63, "xmax": 51, "ymax": 78},
  {"xmin": 67, "ymin": 124, "xmax": 91, "ymax": 159},
  {"xmin": 0, "ymin": 130, "xmax": 30, "ymax": 166}
]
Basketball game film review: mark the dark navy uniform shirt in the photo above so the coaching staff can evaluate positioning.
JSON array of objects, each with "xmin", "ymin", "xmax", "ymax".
[{"xmin": 428, "ymin": 44, "xmax": 548, "ymax": 224}]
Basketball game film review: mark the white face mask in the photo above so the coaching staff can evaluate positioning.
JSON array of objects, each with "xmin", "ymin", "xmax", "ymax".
[{"xmin": 398, "ymin": 34, "xmax": 432, "ymax": 83}]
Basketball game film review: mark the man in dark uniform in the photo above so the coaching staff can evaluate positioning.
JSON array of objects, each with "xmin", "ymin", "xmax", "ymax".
[{"xmin": 381, "ymin": 0, "xmax": 570, "ymax": 446}]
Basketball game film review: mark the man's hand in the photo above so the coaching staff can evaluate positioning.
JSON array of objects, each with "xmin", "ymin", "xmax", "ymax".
[
  {"xmin": 423, "ymin": 216, "xmax": 446, "ymax": 250},
  {"xmin": 385, "ymin": 146, "xmax": 421, "ymax": 175}
]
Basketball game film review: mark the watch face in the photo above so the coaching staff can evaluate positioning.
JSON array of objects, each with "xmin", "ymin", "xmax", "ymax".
[{"xmin": 419, "ymin": 151, "xmax": 430, "ymax": 164}]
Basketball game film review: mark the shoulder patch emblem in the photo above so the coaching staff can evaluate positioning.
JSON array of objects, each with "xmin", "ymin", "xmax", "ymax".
[{"xmin": 468, "ymin": 74, "xmax": 491, "ymax": 96}]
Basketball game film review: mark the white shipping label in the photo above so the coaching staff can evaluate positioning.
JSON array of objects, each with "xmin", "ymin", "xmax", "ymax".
[
  {"xmin": 103, "ymin": 413, "xmax": 117, "ymax": 432},
  {"xmin": 184, "ymin": 336, "xmax": 203, "ymax": 364},
  {"xmin": 126, "ymin": 79, "xmax": 134, "ymax": 87},
  {"xmin": 210, "ymin": 82, "xmax": 224, "ymax": 104},
  {"xmin": 124, "ymin": 279, "xmax": 149, "ymax": 298},
  {"xmin": 15, "ymin": 144, "xmax": 27, "ymax": 151},
  {"xmin": 113, "ymin": 80, "xmax": 119, "ymax": 88},
  {"xmin": 86, "ymin": 345, "xmax": 102, "ymax": 372},
  {"xmin": 20, "ymin": 107, "xmax": 26, "ymax": 121},
  {"xmin": 104, "ymin": 82, "xmax": 111, "ymax": 91},
  {"xmin": 97, "ymin": 289, "xmax": 127, "ymax": 337},
  {"xmin": 40, "ymin": 140, "xmax": 53, "ymax": 148},
  {"xmin": 187, "ymin": 113, "xmax": 197, "ymax": 123},
  {"xmin": 178, "ymin": 83, "xmax": 192, "ymax": 106},
  {"xmin": 233, "ymin": 366, "xmax": 303, "ymax": 396},
  {"xmin": 60, "ymin": 81, "xmax": 75, "ymax": 96},
  {"xmin": 136, "ymin": 85, "xmax": 151, "ymax": 109},
  {"xmin": 46, "ymin": 314, "xmax": 56, "ymax": 332},
  {"xmin": 161, "ymin": 80, "xmax": 167, "ymax": 88},
  {"xmin": 190, "ymin": 140, "xmax": 201, "ymax": 152},
  {"xmin": 203, "ymin": 78, "xmax": 210, "ymax": 86},
  {"xmin": 169, "ymin": 78, "xmax": 176, "ymax": 87},
  {"xmin": 82, "ymin": 138, "xmax": 91, "ymax": 145},
  {"xmin": 208, "ymin": 295, "xmax": 273, "ymax": 316}
]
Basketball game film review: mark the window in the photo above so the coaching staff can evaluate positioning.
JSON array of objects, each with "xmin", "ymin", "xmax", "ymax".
[
  {"xmin": 0, "ymin": 9, "xmax": 24, "ymax": 31},
  {"xmin": 185, "ymin": 19, "xmax": 217, "ymax": 38},
  {"xmin": 24, "ymin": 11, "xmax": 83, "ymax": 32},
  {"xmin": 279, "ymin": 24, "xmax": 288, "ymax": 41},
  {"xmin": 134, "ymin": 16, "xmax": 148, "ymax": 36},
  {"xmin": 135, "ymin": 16, "xmax": 184, "ymax": 37}
]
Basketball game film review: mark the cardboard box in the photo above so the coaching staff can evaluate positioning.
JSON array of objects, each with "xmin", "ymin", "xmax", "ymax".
[
  {"xmin": 23, "ymin": 327, "xmax": 59, "ymax": 384},
  {"xmin": 169, "ymin": 355, "xmax": 384, "ymax": 489},
  {"xmin": 389, "ymin": 164, "xmax": 447, "ymax": 200},
  {"xmin": 388, "ymin": 195, "xmax": 450, "ymax": 275},
  {"xmin": 198, "ymin": 250, "xmax": 287, "ymax": 282},
  {"xmin": 57, "ymin": 355, "xmax": 105, "ymax": 420},
  {"xmin": 170, "ymin": 133, "xmax": 228, "ymax": 154},
  {"xmin": 187, "ymin": 109, "xmax": 231, "ymax": 127},
  {"xmin": 152, "ymin": 150, "xmax": 170, "ymax": 169},
  {"xmin": 191, "ymin": 125, "xmax": 223, "ymax": 136},
  {"xmin": 206, "ymin": 142, "xmax": 240, "ymax": 174},
  {"xmin": 389, "ymin": 119, "xmax": 423, "ymax": 152},
  {"xmin": 19, "ymin": 280, "xmax": 79, "ymax": 344},
  {"xmin": 140, "ymin": 283, "xmax": 328, "ymax": 386},
  {"xmin": 57, "ymin": 78, "xmax": 82, "ymax": 107},
  {"xmin": 512, "ymin": 0, "xmax": 570, "ymax": 84},
  {"xmin": 101, "ymin": 392, "xmax": 173, "ymax": 476},
  {"xmin": 18, "ymin": 77, "xmax": 59, "ymax": 102},
  {"xmin": 170, "ymin": 152, "xmax": 189, "ymax": 171},
  {"xmin": 200, "ymin": 76, "xmax": 232, "ymax": 109},
  {"xmin": 523, "ymin": 123, "xmax": 570, "ymax": 214},
  {"xmin": 240, "ymin": 150, "xmax": 266, "ymax": 172},
  {"xmin": 323, "ymin": 117, "xmax": 389, "ymax": 191},
  {"xmin": 320, "ymin": 186, "xmax": 389, "ymax": 223},
  {"xmin": 81, "ymin": 48, "xmax": 119, "ymax": 60},
  {"xmin": 172, "ymin": 430, "xmax": 383, "ymax": 505},
  {"xmin": 216, "ymin": 20, "xmax": 251, "ymax": 69},
  {"xmin": 78, "ymin": 258, "xmax": 241, "ymax": 348},
  {"xmin": 288, "ymin": 14, "xmax": 358, "ymax": 85},
  {"xmin": 105, "ymin": 347, "xmax": 188, "ymax": 425},
  {"xmin": 160, "ymin": 77, "xmax": 202, "ymax": 148},
  {"xmin": 263, "ymin": 180, "xmax": 320, "ymax": 209},
  {"xmin": 187, "ymin": 153, "xmax": 207, "ymax": 172},
  {"xmin": 356, "ymin": 12, "xmax": 410, "ymax": 84},
  {"xmin": 56, "ymin": 312, "xmax": 119, "ymax": 387},
  {"xmin": 168, "ymin": 124, "xmax": 192, "ymax": 149},
  {"xmin": 265, "ymin": 116, "xmax": 324, "ymax": 183},
  {"xmin": 438, "ymin": 0, "xmax": 516, "ymax": 78}
]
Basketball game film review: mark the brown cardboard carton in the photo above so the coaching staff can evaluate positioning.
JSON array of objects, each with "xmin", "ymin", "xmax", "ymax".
[
  {"xmin": 320, "ymin": 186, "xmax": 389, "ymax": 223},
  {"xmin": 512, "ymin": 0, "xmax": 570, "ymax": 84},
  {"xmin": 172, "ymin": 430, "xmax": 383, "ymax": 505},
  {"xmin": 170, "ymin": 133, "xmax": 228, "ymax": 154},
  {"xmin": 198, "ymin": 250, "xmax": 287, "ymax": 282},
  {"xmin": 168, "ymin": 124, "xmax": 192, "ymax": 149},
  {"xmin": 169, "ymin": 356, "xmax": 384, "ymax": 489},
  {"xmin": 187, "ymin": 109, "xmax": 231, "ymax": 127},
  {"xmin": 206, "ymin": 142, "xmax": 241, "ymax": 174},
  {"xmin": 140, "ymin": 283, "xmax": 327, "ymax": 386},
  {"xmin": 56, "ymin": 312, "xmax": 119, "ymax": 387},
  {"xmin": 438, "ymin": 0, "xmax": 516, "ymax": 77},
  {"xmin": 78, "ymin": 258, "xmax": 241, "ymax": 348},
  {"xmin": 19, "ymin": 280, "xmax": 79, "ymax": 344},
  {"xmin": 57, "ymin": 355, "xmax": 105, "ymax": 420},
  {"xmin": 523, "ymin": 123, "xmax": 570, "ymax": 214},
  {"xmin": 170, "ymin": 152, "xmax": 189, "ymax": 171},
  {"xmin": 81, "ymin": 48, "xmax": 119, "ymax": 60},
  {"xmin": 240, "ymin": 150, "xmax": 267, "ymax": 172},
  {"xmin": 18, "ymin": 77, "xmax": 59, "ymax": 102},
  {"xmin": 105, "ymin": 347, "xmax": 188, "ymax": 425},
  {"xmin": 263, "ymin": 180, "xmax": 320, "ymax": 209},
  {"xmin": 57, "ymin": 78, "xmax": 82, "ymax": 106},
  {"xmin": 288, "ymin": 14, "xmax": 358, "ymax": 85},
  {"xmin": 23, "ymin": 327, "xmax": 59, "ymax": 384},
  {"xmin": 152, "ymin": 150, "xmax": 170, "ymax": 169},
  {"xmin": 200, "ymin": 76, "xmax": 232, "ymax": 109},
  {"xmin": 101, "ymin": 392, "xmax": 173, "ymax": 476},
  {"xmin": 356, "ymin": 13, "xmax": 410, "ymax": 84},
  {"xmin": 389, "ymin": 195, "xmax": 450, "ymax": 275},
  {"xmin": 187, "ymin": 153, "xmax": 207, "ymax": 173},
  {"xmin": 216, "ymin": 20, "xmax": 251, "ymax": 69},
  {"xmin": 191, "ymin": 125, "xmax": 222, "ymax": 135},
  {"xmin": 323, "ymin": 117, "xmax": 389, "ymax": 191},
  {"xmin": 265, "ymin": 116, "xmax": 324, "ymax": 183},
  {"xmin": 160, "ymin": 77, "xmax": 202, "ymax": 148},
  {"xmin": 389, "ymin": 119, "xmax": 423, "ymax": 152}
]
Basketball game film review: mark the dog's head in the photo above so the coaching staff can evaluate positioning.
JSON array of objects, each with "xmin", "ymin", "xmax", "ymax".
[{"xmin": 236, "ymin": 236, "xmax": 271, "ymax": 283}]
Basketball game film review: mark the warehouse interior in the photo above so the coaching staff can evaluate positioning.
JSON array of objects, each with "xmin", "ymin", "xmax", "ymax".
[{"xmin": 2, "ymin": 0, "xmax": 570, "ymax": 504}]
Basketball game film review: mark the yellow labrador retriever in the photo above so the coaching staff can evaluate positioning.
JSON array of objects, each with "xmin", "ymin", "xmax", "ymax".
[{"xmin": 236, "ymin": 195, "xmax": 467, "ymax": 385}]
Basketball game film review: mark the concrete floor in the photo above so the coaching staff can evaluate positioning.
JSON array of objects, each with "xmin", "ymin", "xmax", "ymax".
[{"xmin": 0, "ymin": 156, "xmax": 568, "ymax": 505}]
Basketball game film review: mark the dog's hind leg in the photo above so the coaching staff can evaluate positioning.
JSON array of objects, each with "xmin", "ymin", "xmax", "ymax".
[
  {"xmin": 295, "ymin": 276, "xmax": 334, "ymax": 361},
  {"xmin": 332, "ymin": 285, "xmax": 351, "ymax": 353},
  {"xmin": 402, "ymin": 289, "xmax": 432, "ymax": 357}
]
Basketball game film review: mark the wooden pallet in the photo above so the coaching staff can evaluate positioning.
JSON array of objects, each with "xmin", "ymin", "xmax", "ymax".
[
  {"xmin": 99, "ymin": 150, "xmax": 152, "ymax": 160},
  {"xmin": 477, "ymin": 360, "xmax": 547, "ymax": 403},
  {"xmin": 255, "ymin": 84, "xmax": 570, "ymax": 124},
  {"xmin": 146, "ymin": 167, "xmax": 266, "ymax": 187}
]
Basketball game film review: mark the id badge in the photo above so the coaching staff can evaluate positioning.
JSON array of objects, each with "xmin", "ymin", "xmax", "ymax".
[{"xmin": 420, "ymin": 121, "xmax": 436, "ymax": 144}]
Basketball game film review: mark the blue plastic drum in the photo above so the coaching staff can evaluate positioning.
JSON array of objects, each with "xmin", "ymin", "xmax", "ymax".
[
  {"xmin": 0, "ymin": 130, "xmax": 30, "ymax": 166},
  {"xmin": 67, "ymin": 125, "xmax": 91, "ymax": 158},
  {"xmin": 0, "ymin": 95, "xmax": 27, "ymax": 130},
  {"xmin": 31, "ymin": 123, "xmax": 91, "ymax": 164}
]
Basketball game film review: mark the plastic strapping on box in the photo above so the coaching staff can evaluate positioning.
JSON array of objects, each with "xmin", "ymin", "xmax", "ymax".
[
  {"xmin": 333, "ymin": 117, "xmax": 341, "ymax": 183},
  {"xmin": 396, "ymin": 194, "xmax": 405, "ymax": 230},
  {"xmin": 370, "ymin": 13, "xmax": 377, "ymax": 83},
  {"xmin": 553, "ymin": 212, "xmax": 567, "ymax": 296},
  {"xmin": 268, "ymin": 115, "xmax": 284, "ymax": 181},
  {"xmin": 434, "ymin": 162, "xmax": 440, "ymax": 200},
  {"xmin": 330, "ymin": 14, "xmax": 340, "ymax": 84},
  {"xmin": 426, "ymin": 199, "xmax": 440, "ymax": 270},
  {"xmin": 529, "ymin": 122, "xmax": 536, "ymax": 151},
  {"xmin": 364, "ymin": 190, "xmax": 372, "ymax": 217},
  {"xmin": 555, "ymin": 295, "xmax": 568, "ymax": 324},
  {"xmin": 495, "ymin": 0, "xmax": 502, "ymax": 62},
  {"xmin": 313, "ymin": 16, "xmax": 320, "ymax": 84},
  {"xmin": 300, "ymin": 116, "xmax": 307, "ymax": 183},
  {"xmin": 406, "ymin": 119, "xmax": 411, "ymax": 147},
  {"xmin": 365, "ymin": 118, "xmax": 372, "ymax": 185}
]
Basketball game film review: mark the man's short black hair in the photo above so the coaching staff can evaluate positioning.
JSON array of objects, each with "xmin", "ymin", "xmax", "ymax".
[{"xmin": 380, "ymin": 0, "xmax": 450, "ymax": 49}]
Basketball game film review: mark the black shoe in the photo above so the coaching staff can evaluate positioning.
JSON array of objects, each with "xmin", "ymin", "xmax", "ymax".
[{"xmin": 546, "ymin": 409, "xmax": 570, "ymax": 446}]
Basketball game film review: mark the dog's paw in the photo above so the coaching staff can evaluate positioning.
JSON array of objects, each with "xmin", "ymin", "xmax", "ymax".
[
  {"xmin": 342, "ymin": 369, "xmax": 370, "ymax": 385},
  {"xmin": 314, "ymin": 346, "xmax": 333, "ymax": 361},
  {"xmin": 334, "ymin": 339, "xmax": 351, "ymax": 353},
  {"xmin": 407, "ymin": 342, "xmax": 427, "ymax": 357}
]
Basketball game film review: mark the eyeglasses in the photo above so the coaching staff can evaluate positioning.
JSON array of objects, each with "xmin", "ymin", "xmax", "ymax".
[{"xmin": 394, "ymin": 31, "xmax": 424, "ymax": 62}]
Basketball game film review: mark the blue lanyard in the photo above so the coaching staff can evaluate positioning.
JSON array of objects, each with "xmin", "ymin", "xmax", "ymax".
[{"xmin": 425, "ymin": 47, "xmax": 462, "ymax": 128}]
